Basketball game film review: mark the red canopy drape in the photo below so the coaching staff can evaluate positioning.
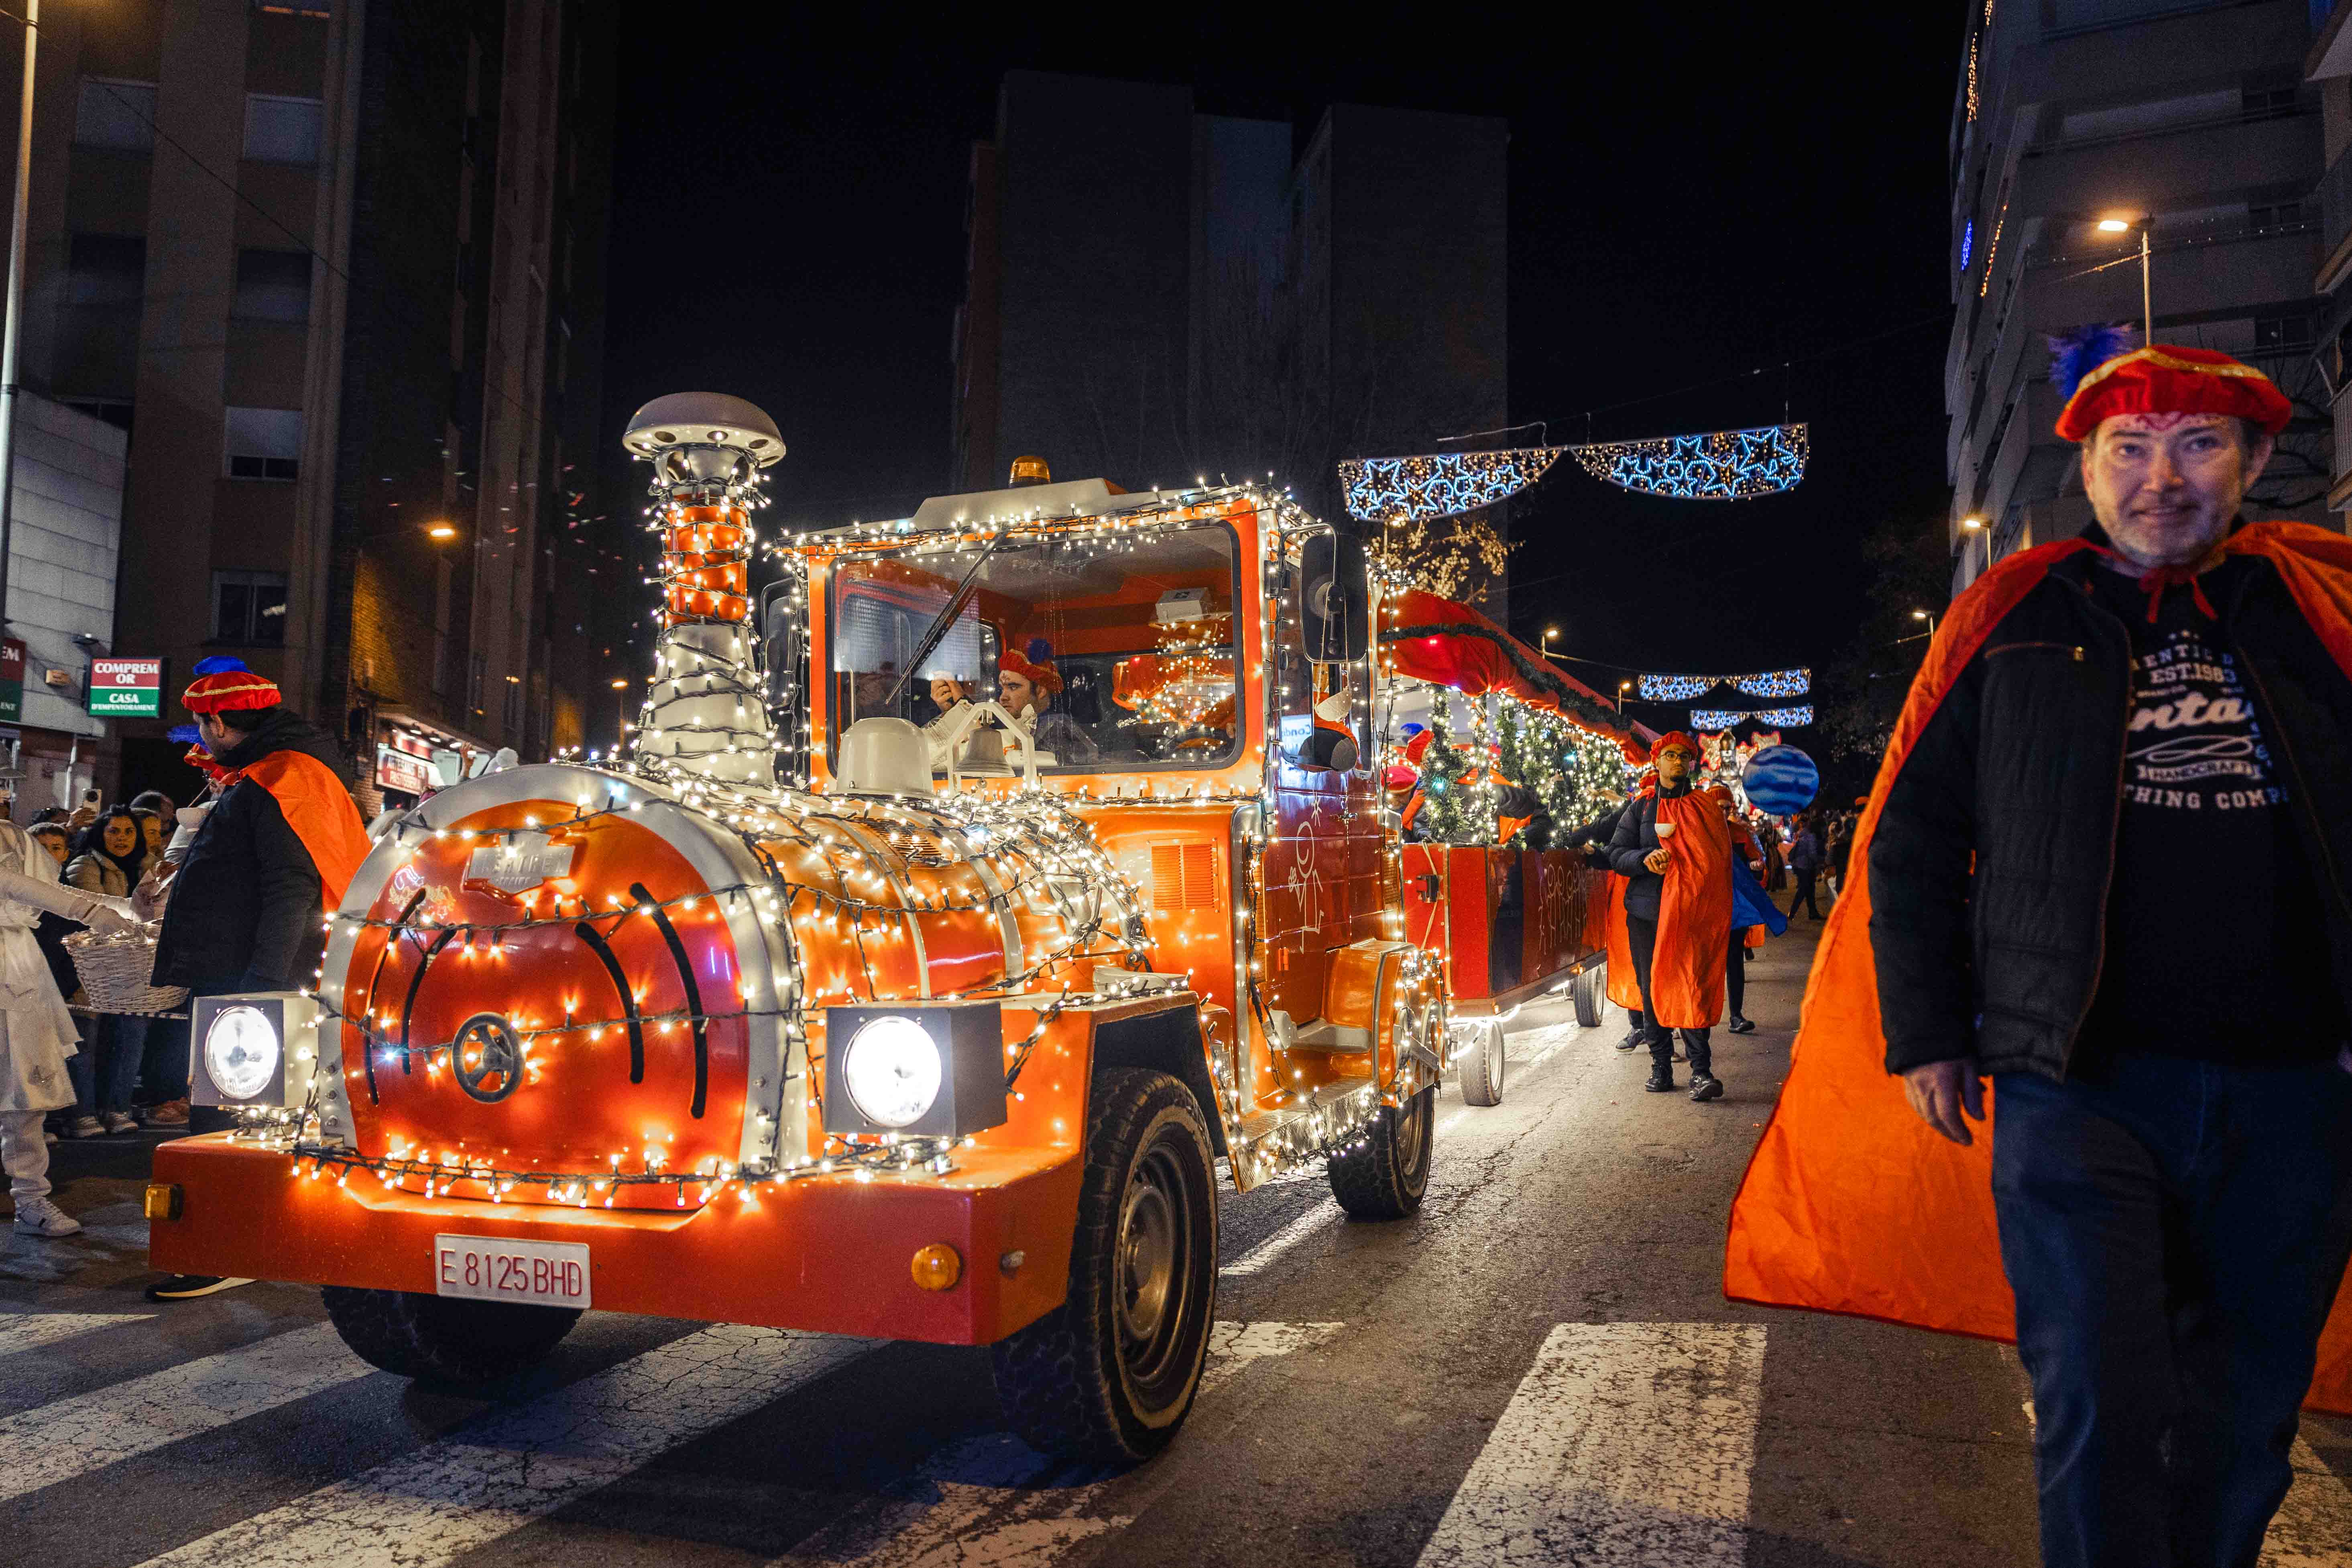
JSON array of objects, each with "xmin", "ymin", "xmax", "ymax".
[{"xmin": 1378, "ymin": 588, "xmax": 1637, "ymax": 740}]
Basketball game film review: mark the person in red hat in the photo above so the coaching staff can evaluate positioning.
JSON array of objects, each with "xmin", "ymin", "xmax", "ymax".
[
  {"xmin": 142, "ymin": 666, "xmax": 370, "ymax": 1302},
  {"xmin": 1727, "ymin": 340, "xmax": 2352, "ymax": 1566},
  {"xmin": 1605, "ymin": 731, "xmax": 1733, "ymax": 1100},
  {"xmin": 995, "ymin": 638, "xmax": 1097, "ymax": 765}
]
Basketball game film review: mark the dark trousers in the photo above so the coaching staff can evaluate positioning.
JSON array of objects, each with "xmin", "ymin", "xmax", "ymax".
[
  {"xmin": 1787, "ymin": 869, "xmax": 1821, "ymax": 918},
  {"xmin": 1992, "ymin": 1055, "xmax": 2352, "ymax": 1568},
  {"xmin": 1726, "ymin": 932, "xmax": 1746, "ymax": 1016},
  {"xmin": 1624, "ymin": 913, "xmax": 1711, "ymax": 1076}
]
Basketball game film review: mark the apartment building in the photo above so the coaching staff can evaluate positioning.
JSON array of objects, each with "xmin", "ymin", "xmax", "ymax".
[
  {"xmin": 952, "ymin": 73, "xmax": 1508, "ymax": 604},
  {"xmin": 1947, "ymin": 0, "xmax": 2333, "ymax": 590},
  {"xmin": 0, "ymin": 0, "xmax": 616, "ymax": 808}
]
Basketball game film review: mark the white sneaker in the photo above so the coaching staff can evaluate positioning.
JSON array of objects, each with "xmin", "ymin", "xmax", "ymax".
[
  {"xmin": 65, "ymin": 1115, "xmax": 105, "ymax": 1139},
  {"xmin": 100, "ymin": 1111, "xmax": 139, "ymax": 1135},
  {"xmin": 12, "ymin": 1196, "xmax": 83, "ymax": 1237}
]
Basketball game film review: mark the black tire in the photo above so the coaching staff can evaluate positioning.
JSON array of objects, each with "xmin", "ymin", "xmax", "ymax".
[
  {"xmin": 1573, "ymin": 964, "xmax": 1605, "ymax": 1027},
  {"xmin": 1459, "ymin": 1019, "xmax": 1506, "ymax": 1107},
  {"xmin": 1327, "ymin": 1084, "xmax": 1436, "ymax": 1219},
  {"xmin": 321, "ymin": 1285, "xmax": 580, "ymax": 1384},
  {"xmin": 991, "ymin": 1068, "xmax": 1219, "ymax": 1464}
]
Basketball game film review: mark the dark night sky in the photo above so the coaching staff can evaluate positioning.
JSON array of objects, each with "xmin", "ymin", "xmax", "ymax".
[{"xmin": 600, "ymin": 8, "xmax": 1970, "ymax": 699}]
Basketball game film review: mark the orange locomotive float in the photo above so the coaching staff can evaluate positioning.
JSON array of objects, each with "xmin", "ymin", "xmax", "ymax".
[{"xmin": 146, "ymin": 393, "xmax": 1444, "ymax": 1462}]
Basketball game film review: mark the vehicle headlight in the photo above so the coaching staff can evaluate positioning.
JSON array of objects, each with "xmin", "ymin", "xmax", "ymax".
[
  {"xmin": 840, "ymin": 1014, "xmax": 943, "ymax": 1128},
  {"xmin": 204, "ymin": 1005, "xmax": 281, "ymax": 1101}
]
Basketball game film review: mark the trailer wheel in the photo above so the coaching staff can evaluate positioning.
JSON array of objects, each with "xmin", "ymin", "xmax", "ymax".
[
  {"xmin": 992, "ymin": 1068, "xmax": 1217, "ymax": 1465},
  {"xmin": 320, "ymin": 1285, "xmax": 578, "ymax": 1384},
  {"xmin": 1327, "ymin": 1084, "xmax": 1435, "ymax": 1219},
  {"xmin": 1458, "ymin": 1019, "xmax": 1506, "ymax": 1107},
  {"xmin": 1573, "ymin": 964, "xmax": 1606, "ymax": 1027}
]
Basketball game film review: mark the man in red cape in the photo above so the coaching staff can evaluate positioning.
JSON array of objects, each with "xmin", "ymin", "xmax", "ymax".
[
  {"xmin": 144, "ymin": 667, "xmax": 370, "ymax": 1302},
  {"xmin": 1607, "ymin": 731, "xmax": 1734, "ymax": 1101},
  {"xmin": 1726, "ymin": 342, "xmax": 2352, "ymax": 1567}
]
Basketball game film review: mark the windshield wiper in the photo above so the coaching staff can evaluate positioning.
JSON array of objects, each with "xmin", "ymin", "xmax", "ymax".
[{"xmin": 881, "ymin": 533, "xmax": 1011, "ymax": 711}]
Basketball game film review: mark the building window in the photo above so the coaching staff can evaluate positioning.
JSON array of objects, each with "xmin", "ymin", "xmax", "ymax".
[
  {"xmin": 233, "ymin": 249, "xmax": 312, "ymax": 322},
  {"xmin": 213, "ymin": 570, "xmax": 288, "ymax": 645},
  {"xmin": 66, "ymin": 233, "xmax": 145, "ymax": 305},
  {"xmin": 2254, "ymin": 313, "xmax": 2313, "ymax": 349},
  {"xmin": 2242, "ymin": 86, "xmax": 2299, "ymax": 122},
  {"xmin": 502, "ymin": 673, "xmax": 523, "ymax": 732},
  {"xmin": 2249, "ymin": 201, "xmax": 2305, "ymax": 230},
  {"xmin": 242, "ymin": 94, "xmax": 323, "ymax": 165},
  {"xmin": 224, "ymin": 406, "xmax": 303, "ymax": 480},
  {"xmin": 74, "ymin": 79, "xmax": 156, "ymax": 150}
]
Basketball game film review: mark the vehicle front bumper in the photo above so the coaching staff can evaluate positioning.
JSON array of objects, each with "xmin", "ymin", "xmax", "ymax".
[{"xmin": 148, "ymin": 1135, "xmax": 1082, "ymax": 1346}]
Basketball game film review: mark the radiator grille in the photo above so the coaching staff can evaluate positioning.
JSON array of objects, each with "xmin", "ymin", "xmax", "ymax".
[{"xmin": 1150, "ymin": 843, "xmax": 1217, "ymax": 910}]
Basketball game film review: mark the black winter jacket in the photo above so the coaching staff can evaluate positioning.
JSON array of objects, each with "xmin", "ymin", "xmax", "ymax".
[
  {"xmin": 1565, "ymin": 803, "xmax": 1629, "ymax": 871},
  {"xmin": 153, "ymin": 708, "xmax": 356, "ymax": 994},
  {"xmin": 1870, "ymin": 529, "xmax": 2352, "ymax": 1079},
  {"xmin": 1607, "ymin": 782, "xmax": 1697, "ymax": 918}
]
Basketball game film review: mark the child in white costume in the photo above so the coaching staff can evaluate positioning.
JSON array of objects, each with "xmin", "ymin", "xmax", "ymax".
[{"xmin": 0, "ymin": 818, "xmax": 137, "ymax": 1236}]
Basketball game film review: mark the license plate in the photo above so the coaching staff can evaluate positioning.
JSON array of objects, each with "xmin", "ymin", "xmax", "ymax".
[{"xmin": 432, "ymin": 1234, "xmax": 592, "ymax": 1310}]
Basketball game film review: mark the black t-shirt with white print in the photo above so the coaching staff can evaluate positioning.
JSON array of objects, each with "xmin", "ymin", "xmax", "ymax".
[{"xmin": 2074, "ymin": 559, "xmax": 2346, "ymax": 1068}]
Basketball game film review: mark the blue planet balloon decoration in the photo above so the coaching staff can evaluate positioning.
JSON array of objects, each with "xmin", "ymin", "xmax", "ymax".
[{"xmin": 1742, "ymin": 745, "xmax": 1820, "ymax": 816}]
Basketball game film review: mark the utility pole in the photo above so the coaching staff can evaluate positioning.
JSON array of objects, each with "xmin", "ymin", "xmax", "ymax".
[{"xmin": 0, "ymin": 0, "xmax": 39, "ymax": 637}]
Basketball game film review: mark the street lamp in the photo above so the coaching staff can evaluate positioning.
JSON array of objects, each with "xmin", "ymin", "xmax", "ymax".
[
  {"xmin": 1616, "ymin": 679, "xmax": 1631, "ymax": 714},
  {"xmin": 1960, "ymin": 516, "xmax": 1984, "ymax": 530},
  {"xmin": 1913, "ymin": 608, "xmax": 1937, "ymax": 635},
  {"xmin": 2096, "ymin": 214, "xmax": 2153, "ymax": 346},
  {"xmin": 1542, "ymin": 626, "xmax": 1565, "ymax": 665},
  {"xmin": 425, "ymin": 522, "xmax": 458, "ymax": 541}
]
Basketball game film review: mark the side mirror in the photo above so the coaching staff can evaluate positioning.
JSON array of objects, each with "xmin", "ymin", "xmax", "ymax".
[{"xmin": 1300, "ymin": 533, "xmax": 1368, "ymax": 663}]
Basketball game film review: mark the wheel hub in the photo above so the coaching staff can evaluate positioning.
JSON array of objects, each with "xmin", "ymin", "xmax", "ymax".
[{"xmin": 1118, "ymin": 1156, "xmax": 1180, "ymax": 1348}]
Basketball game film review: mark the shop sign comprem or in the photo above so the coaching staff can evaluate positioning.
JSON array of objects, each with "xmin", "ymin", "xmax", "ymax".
[
  {"xmin": 88, "ymin": 656, "xmax": 163, "ymax": 718},
  {"xmin": 0, "ymin": 639, "xmax": 22, "ymax": 723}
]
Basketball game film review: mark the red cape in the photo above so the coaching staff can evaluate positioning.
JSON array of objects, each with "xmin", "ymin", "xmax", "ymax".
[
  {"xmin": 1724, "ymin": 521, "xmax": 2352, "ymax": 1414},
  {"xmin": 1648, "ymin": 793, "xmax": 1732, "ymax": 1028},
  {"xmin": 233, "ymin": 750, "xmax": 373, "ymax": 911}
]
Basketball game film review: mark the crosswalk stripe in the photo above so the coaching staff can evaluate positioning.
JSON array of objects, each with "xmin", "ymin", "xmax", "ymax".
[
  {"xmin": 2257, "ymin": 1436, "xmax": 2352, "ymax": 1567},
  {"xmin": 0, "ymin": 1323, "xmax": 370, "ymax": 1504},
  {"xmin": 0, "ymin": 1310, "xmax": 154, "ymax": 1356},
  {"xmin": 1221, "ymin": 1199, "xmax": 1338, "ymax": 1277},
  {"xmin": 133, "ymin": 1325, "xmax": 869, "ymax": 1568},
  {"xmin": 1414, "ymin": 1321, "xmax": 1767, "ymax": 1567},
  {"xmin": 769, "ymin": 1321, "xmax": 1345, "ymax": 1568}
]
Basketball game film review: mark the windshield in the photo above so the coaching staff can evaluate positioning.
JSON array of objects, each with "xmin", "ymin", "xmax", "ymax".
[{"xmin": 828, "ymin": 522, "xmax": 1241, "ymax": 773}]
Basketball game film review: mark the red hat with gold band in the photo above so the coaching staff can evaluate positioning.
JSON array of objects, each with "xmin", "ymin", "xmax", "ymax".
[
  {"xmin": 1650, "ymin": 730, "xmax": 1700, "ymax": 759},
  {"xmin": 2053, "ymin": 342, "xmax": 2292, "ymax": 443},
  {"xmin": 998, "ymin": 636, "xmax": 1064, "ymax": 696},
  {"xmin": 182, "ymin": 670, "xmax": 281, "ymax": 713}
]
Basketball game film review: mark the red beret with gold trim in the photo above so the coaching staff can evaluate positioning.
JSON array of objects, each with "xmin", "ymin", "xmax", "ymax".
[
  {"xmin": 2054, "ymin": 344, "xmax": 2292, "ymax": 443},
  {"xmin": 182, "ymin": 671, "xmax": 281, "ymax": 713},
  {"xmin": 1651, "ymin": 730, "xmax": 1700, "ymax": 759}
]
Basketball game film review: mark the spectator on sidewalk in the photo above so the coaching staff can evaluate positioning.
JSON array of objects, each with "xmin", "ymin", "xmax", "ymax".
[
  {"xmin": 1824, "ymin": 816, "xmax": 1854, "ymax": 901},
  {"xmin": 61, "ymin": 808, "xmax": 153, "ymax": 1137},
  {"xmin": 1729, "ymin": 342, "xmax": 2352, "ymax": 1568},
  {"xmin": 0, "ymin": 817, "xmax": 139, "ymax": 1237},
  {"xmin": 1786, "ymin": 816, "xmax": 1823, "ymax": 920},
  {"xmin": 143, "ymin": 666, "xmax": 371, "ymax": 1301}
]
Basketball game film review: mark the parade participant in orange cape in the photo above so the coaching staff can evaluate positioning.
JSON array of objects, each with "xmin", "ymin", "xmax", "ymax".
[
  {"xmin": 1606, "ymin": 731, "xmax": 1733, "ymax": 1100},
  {"xmin": 144, "ymin": 666, "xmax": 371, "ymax": 1303},
  {"xmin": 1725, "ymin": 338, "xmax": 2352, "ymax": 1567}
]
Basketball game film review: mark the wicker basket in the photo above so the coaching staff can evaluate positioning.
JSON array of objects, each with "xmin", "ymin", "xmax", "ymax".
[{"xmin": 63, "ymin": 929, "xmax": 189, "ymax": 1015}]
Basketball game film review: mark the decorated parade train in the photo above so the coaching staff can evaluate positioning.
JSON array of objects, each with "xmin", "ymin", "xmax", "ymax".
[{"xmin": 146, "ymin": 393, "xmax": 1460, "ymax": 1463}]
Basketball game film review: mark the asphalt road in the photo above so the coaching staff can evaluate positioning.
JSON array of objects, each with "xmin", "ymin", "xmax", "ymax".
[{"xmin": 6, "ymin": 915, "xmax": 2350, "ymax": 1568}]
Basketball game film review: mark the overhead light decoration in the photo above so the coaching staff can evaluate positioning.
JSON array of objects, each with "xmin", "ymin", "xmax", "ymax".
[
  {"xmin": 1638, "ymin": 667, "xmax": 1810, "ymax": 702},
  {"xmin": 1691, "ymin": 704, "xmax": 1813, "ymax": 730},
  {"xmin": 1341, "ymin": 424, "xmax": 1809, "ymax": 524},
  {"xmin": 1567, "ymin": 423, "xmax": 1809, "ymax": 502},
  {"xmin": 1338, "ymin": 448, "xmax": 1563, "ymax": 526}
]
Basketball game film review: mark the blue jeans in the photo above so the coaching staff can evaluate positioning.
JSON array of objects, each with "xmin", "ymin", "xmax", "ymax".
[
  {"xmin": 1992, "ymin": 1055, "xmax": 2352, "ymax": 1568},
  {"xmin": 68, "ymin": 1014, "xmax": 148, "ymax": 1116}
]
